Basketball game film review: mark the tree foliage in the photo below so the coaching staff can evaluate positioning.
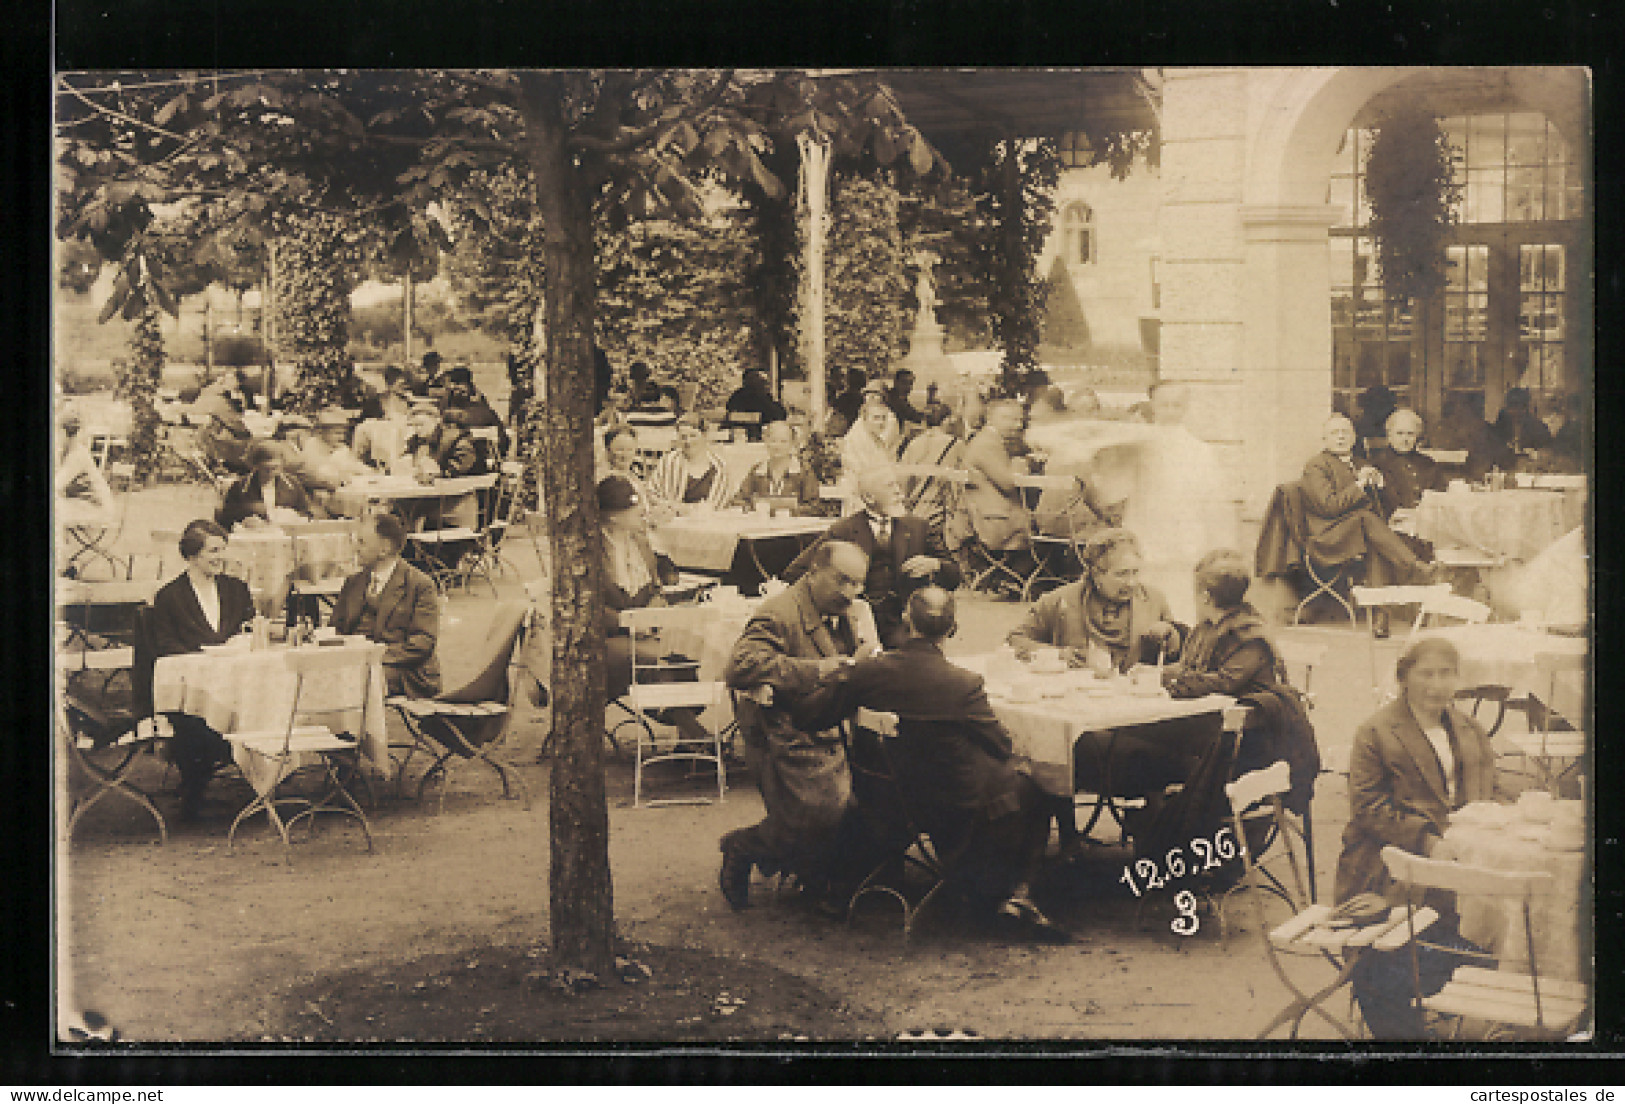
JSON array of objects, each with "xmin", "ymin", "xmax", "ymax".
[
  {"xmin": 824, "ymin": 173, "xmax": 911, "ymax": 384},
  {"xmin": 1365, "ymin": 110, "xmax": 1462, "ymax": 306},
  {"xmin": 973, "ymin": 138, "xmax": 1062, "ymax": 395},
  {"xmin": 273, "ymin": 210, "xmax": 365, "ymax": 409}
]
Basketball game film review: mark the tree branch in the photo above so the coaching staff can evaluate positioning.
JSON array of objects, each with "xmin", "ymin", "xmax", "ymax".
[
  {"xmin": 62, "ymin": 85, "xmax": 189, "ymax": 144},
  {"xmin": 568, "ymin": 70, "xmax": 734, "ymax": 156}
]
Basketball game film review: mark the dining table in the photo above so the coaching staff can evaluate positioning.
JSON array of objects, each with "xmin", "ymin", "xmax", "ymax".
[
  {"xmin": 653, "ymin": 507, "xmax": 832, "ymax": 579},
  {"xmin": 947, "ymin": 652, "xmax": 1238, "ymax": 836},
  {"xmin": 1412, "ymin": 485, "xmax": 1586, "ymax": 563},
  {"xmin": 1428, "ymin": 623, "xmax": 1587, "ymax": 731},
  {"xmin": 1443, "ymin": 802, "xmax": 1588, "ymax": 983},
  {"xmin": 326, "ymin": 472, "xmax": 498, "ymax": 524},
  {"xmin": 151, "ymin": 637, "xmax": 393, "ymax": 793}
]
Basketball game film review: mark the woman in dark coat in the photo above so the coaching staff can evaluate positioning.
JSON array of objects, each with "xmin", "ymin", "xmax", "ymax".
[
  {"xmin": 1335, "ymin": 635, "xmax": 1503, "ymax": 1038},
  {"xmin": 150, "ymin": 519, "xmax": 257, "ymax": 818},
  {"xmin": 1161, "ymin": 549, "xmax": 1320, "ymax": 815}
]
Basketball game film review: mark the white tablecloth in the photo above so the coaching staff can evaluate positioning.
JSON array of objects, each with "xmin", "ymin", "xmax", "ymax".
[
  {"xmin": 1445, "ymin": 812, "xmax": 1587, "ymax": 982},
  {"xmin": 1414, "ymin": 488, "xmax": 1586, "ymax": 562},
  {"xmin": 152, "ymin": 641, "xmax": 391, "ymax": 791},
  {"xmin": 1428, "ymin": 624, "xmax": 1586, "ymax": 725},
  {"xmin": 327, "ymin": 473, "xmax": 497, "ymax": 519},
  {"xmin": 953, "ymin": 653, "xmax": 1233, "ymax": 773},
  {"xmin": 653, "ymin": 510, "xmax": 831, "ymax": 573}
]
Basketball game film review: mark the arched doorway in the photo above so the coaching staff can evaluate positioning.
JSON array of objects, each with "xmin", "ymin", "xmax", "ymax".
[{"xmin": 1237, "ymin": 67, "xmax": 1589, "ymax": 502}]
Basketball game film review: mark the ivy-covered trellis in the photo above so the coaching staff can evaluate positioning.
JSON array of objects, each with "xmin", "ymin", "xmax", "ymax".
[{"xmin": 274, "ymin": 210, "xmax": 366, "ymax": 411}]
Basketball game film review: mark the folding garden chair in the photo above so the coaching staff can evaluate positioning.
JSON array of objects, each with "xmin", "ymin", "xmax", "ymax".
[
  {"xmin": 1234, "ymin": 764, "xmax": 1432, "ymax": 1040},
  {"xmin": 614, "ymin": 605, "xmax": 730, "ymax": 807},
  {"xmin": 389, "ymin": 601, "xmax": 539, "ymax": 812},
  {"xmin": 1507, "ymin": 651, "xmax": 1587, "ymax": 793},
  {"xmin": 1380, "ymin": 845, "xmax": 1590, "ymax": 1039},
  {"xmin": 223, "ymin": 644, "xmax": 379, "ymax": 853}
]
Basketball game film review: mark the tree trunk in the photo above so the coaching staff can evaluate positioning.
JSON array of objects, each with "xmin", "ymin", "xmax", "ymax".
[{"xmin": 518, "ymin": 74, "xmax": 617, "ymax": 978}]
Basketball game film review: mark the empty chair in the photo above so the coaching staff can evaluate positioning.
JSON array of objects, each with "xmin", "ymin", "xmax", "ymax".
[
  {"xmin": 1380, "ymin": 845, "xmax": 1589, "ymax": 1038},
  {"xmin": 1507, "ymin": 651, "xmax": 1587, "ymax": 792},
  {"xmin": 389, "ymin": 601, "xmax": 539, "ymax": 812},
  {"xmin": 224, "ymin": 644, "xmax": 380, "ymax": 853},
  {"xmin": 614, "ymin": 604, "xmax": 730, "ymax": 807}
]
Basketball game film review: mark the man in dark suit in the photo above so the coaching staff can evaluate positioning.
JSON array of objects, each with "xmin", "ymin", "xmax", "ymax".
[
  {"xmin": 1369, "ymin": 408, "xmax": 1443, "ymax": 520},
  {"xmin": 721, "ymin": 541, "xmax": 871, "ymax": 912},
  {"xmin": 783, "ymin": 467, "xmax": 961, "ymax": 647},
  {"xmin": 723, "ymin": 368, "xmax": 788, "ymax": 441},
  {"xmin": 1302, "ymin": 414, "xmax": 1437, "ymax": 596},
  {"xmin": 216, "ymin": 442, "xmax": 319, "ymax": 529},
  {"xmin": 795, "ymin": 587, "xmax": 1068, "ymax": 941},
  {"xmin": 329, "ymin": 513, "xmax": 442, "ymax": 697}
]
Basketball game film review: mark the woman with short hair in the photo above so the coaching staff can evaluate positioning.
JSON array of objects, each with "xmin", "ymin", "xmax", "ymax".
[
  {"xmin": 149, "ymin": 519, "xmax": 258, "ymax": 818},
  {"xmin": 649, "ymin": 415, "xmax": 731, "ymax": 511}
]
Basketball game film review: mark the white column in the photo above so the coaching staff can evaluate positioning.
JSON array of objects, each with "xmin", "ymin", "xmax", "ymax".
[
  {"xmin": 1240, "ymin": 204, "xmax": 1338, "ymax": 514},
  {"xmin": 797, "ymin": 132, "xmax": 831, "ymax": 426}
]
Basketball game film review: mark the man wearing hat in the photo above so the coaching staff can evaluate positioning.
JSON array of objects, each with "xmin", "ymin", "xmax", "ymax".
[{"xmin": 439, "ymin": 363, "xmax": 508, "ymax": 457}]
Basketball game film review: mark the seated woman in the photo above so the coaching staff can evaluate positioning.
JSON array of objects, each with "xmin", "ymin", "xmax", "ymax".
[
  {"xmin": 150, "ymin": 519, "xmax": 257, "ymax": 819},
  {"xmin": 1006, "ymin": 528, "xmax": 1186, "ymax": 852},
  {"xmin": 1160, "ymin": 549, "xmax": 1320, "ymax": 814},
  {"xmin": 731, "ymin": 420, "xmax": 821, "ymax": 514},
  {"xmin": 1335, "ymin": 636, "xmax": 1502, "ymax": 1039},
  {"xmin": 217, "ymin": 442, "xmax": 319, "ymax": 529},
  {"xmin": 839, "ymin": 394, "xmax": 900, "ymax": 513},
  {"xmin": 649, "ymin": 415, "xmax": 731, "ymax": 512},
  {"xmin": 597, "ymin": 476, "xmax": 709, "ymax": 745},
  {"xmin": 56, "ymin": 405, "xmax": 115, "ymax": 525},
  {"xmin": 1007, "ymin": 527, "xmax": 1181, "ymax": 672}
]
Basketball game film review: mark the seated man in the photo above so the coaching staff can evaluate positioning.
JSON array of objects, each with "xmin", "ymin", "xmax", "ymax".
[
  {"xmin": 329, "ymin": 512, "xmax": 442, "ymax": 697},
  {"xmin": 217, "ymin": 442, "xmax": 319, "ymax": 529},
  {"xmin": 723, "ymin": 368, "xmax": 788, "ymax": 441},
  {"xmin": 1302, "ymin": 415, "xmax": 1438, "ymax": 619},
  {"xmin": 407, "ymin": 400, "xmax": 488, "ymax": 479},
  {"xmin": 884, "ymin": 368, "xmax": 924, "ymax": 430},
  {"xmin": 794, "ymin": 587, "xmax": 1067, "ymax": 941},
  {"xmin": 720, "ymin": 541, "xmax": 871, "ymax": 914},
  {"xmin": 784, "ymin": 466, "xmax": 961, "ymax": 648}
]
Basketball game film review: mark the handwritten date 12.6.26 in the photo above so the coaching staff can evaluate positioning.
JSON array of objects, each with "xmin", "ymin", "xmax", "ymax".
[{"xmin": 1118, "ymin": 825, "xmax": 1238, "ymax": 898}]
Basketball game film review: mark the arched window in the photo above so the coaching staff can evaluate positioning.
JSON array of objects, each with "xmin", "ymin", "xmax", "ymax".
[{"xmin": 1062, "ymin": 202, "xmax": 1095, "ymax": 266}]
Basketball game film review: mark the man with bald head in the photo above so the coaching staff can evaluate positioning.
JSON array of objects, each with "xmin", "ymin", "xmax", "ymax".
[
  {"xmin": 783, "ymin": 465, "xmax": 961, "ymax": 647},
  {"xmin": 794, "ymin": 586, "xmax": 1067, "ymax": 940},
  {"xmin": 1303, "ymin": 414, "xmax": 1438, "ymax": 629},
  {"xmin": 721, "ymin": 540, "xmax": 874, "ymax": 912}
]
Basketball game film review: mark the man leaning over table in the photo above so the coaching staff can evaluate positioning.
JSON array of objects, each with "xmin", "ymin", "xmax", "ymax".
[
  {"xmin": 720, "ymin": 540, "xmax": 874, "ymax": 915},
  {"xmin": 794, "ymin": 586, "xmax": 1069, "ymax": 941},
  {"xmin": 330, "ymin": 512, "xmax": 442, "ymax": 698}
]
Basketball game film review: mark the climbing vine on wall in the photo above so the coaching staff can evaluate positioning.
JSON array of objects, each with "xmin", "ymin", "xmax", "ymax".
[
  {"xmin": 973, "ymin": 138, "xmax": 1061, "ymax": 396},
  {"xmin": 274, "ymin": 210, "xmax": 364, "ymax": 410},
  {"xmin": 1365, "ymin": 110, "xmax": 1463, "ymax": 306},
  {"xmin": 113, "ymin": 303, "xmax": 166, "ymax": 479},
  {"xmin": 824, "ymin": 172, "xmax": 912, "ymax": 387}
]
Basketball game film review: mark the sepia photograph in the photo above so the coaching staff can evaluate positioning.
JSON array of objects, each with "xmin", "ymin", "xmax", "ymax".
[{"xmin": 50, "ymin": 65, "xmax": 1593, "ymax": 1048}]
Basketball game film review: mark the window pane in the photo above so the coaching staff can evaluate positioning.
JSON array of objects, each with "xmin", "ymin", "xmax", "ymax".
[
  {"xmin": 1466, "ymin": 169, "xmax": 1504, "ymax": 223},
  {"xmin": 1445, "ymin": 245, "xmax": 1468, "ymax": 292},
  {"xmin": 1506, "ymin": 165, "xmax": 1544, "ymax": 221},
  {"xmin": 1506, "ymin": 113, "xmax": 1548, "ymax": 166},
  {"xmin": 1329, "ymin": 175, "xmax": 1356, "ymax": 228},
  {"xmin": 1386, "ymin": 342, "xmax": 1412, "ymax": 387},
  {"xmin": 1356, "ymin": 345, "xmax": 1384, "ymax": 389},
  {"xmin": 1329, "ymin": 237, "xmax": 1355, "ymax": 287},
  {"xmin": 1386, "ymin": 298, "xmax": 1415, "ymax": 341},
  {"xmin": 1468, "ymin": 114, "xmax": 1506, "ymax": 168}
]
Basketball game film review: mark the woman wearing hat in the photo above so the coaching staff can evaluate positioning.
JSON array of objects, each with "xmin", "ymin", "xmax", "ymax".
[
  {"xmin": 598, "ymin": 475, "xmax": 710, "ymax": 744},
  {"xmin": 217, "ymin": 441, "xmax": 319, "ymax": 529},
  {"xmin": 838, "ymin": 394, "xmax": 900, "ymax": 515}
]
